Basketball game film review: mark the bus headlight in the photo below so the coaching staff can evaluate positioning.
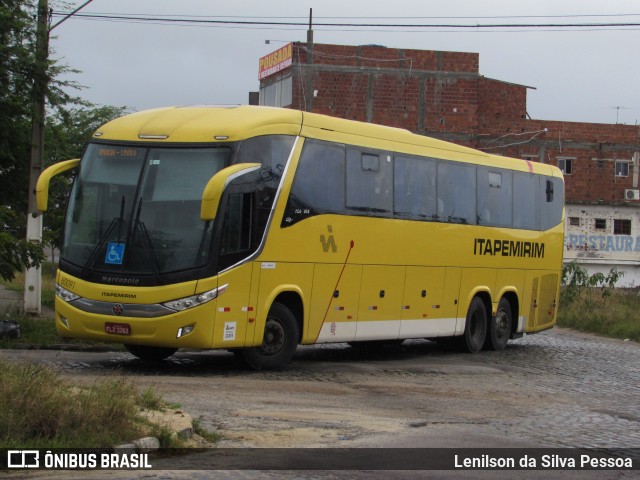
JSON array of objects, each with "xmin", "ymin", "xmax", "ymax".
[
  {"xmin": 55, "ymin": 283, "xmax": 80, "ymax": 303},
  {"xmin": 162, "ymin": 284, "xmax": 228, "ymax": 312}
]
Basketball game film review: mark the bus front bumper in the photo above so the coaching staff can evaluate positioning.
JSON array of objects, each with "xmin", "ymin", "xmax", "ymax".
[{"xmin": 54, "ymin": 296, "xmax": 217, "ymax": 349}]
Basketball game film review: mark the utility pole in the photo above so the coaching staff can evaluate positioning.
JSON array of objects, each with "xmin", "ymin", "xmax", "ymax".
[
  {"xmin": 23, "ymin": 0, "xmax": 95, "ymax": 314},
  {"xmin": 24, "ymin": 0, "xmax": 50, "ymax": 315},
  {"xmin": 304, "ymin": 8, "xmax": 314, "ymax": 112}
]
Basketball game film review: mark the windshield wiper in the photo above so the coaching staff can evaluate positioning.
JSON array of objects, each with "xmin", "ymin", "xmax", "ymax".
[
  {"xmin": 81, "ymin": 195, "xmax": 125, "ymax": 275},
  {"xmin": 130, "ymin": 198, "xmax": 162, "ymax": 283}
]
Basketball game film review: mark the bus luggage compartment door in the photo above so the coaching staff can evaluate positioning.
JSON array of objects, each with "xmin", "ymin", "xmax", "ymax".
[
  {"xmin": 354, "ymin": 266, "xmax": 405, "ymax": 341},
  {"xmin": 311, "ymin": 264, "xmax": 362, "ymax": 343}
]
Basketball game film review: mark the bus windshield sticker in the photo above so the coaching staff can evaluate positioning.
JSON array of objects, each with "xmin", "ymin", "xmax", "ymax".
[{"xmin": 105, "ymin": 243, "xmax": 125, "ymax": 265}]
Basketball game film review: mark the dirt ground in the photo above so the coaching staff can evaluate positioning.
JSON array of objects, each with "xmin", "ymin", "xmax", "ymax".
[
  {"xmin": 3, "ymin": 328, "xmax": 639, "ymax": 479},
  {"xmin": 5, "ymin": 327, "xmax": 638, "ymax": 451}
]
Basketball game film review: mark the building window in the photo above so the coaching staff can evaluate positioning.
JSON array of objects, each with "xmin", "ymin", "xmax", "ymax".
[
  {"xmin": 615, "ymin": 161, "xmax": 630, "ymax": 177},
  {"xmin": 557, "ymin": 158, "xmax": 573, "ymax": 175},
  {"xmin": 569, "ymin": 217, "xmax": 580, "ymax": 226},
  {"xmin": 522, "ymin": 155, "xmax": 538, "ymax": 162},
  {"xmin": 259, "ymin": 76, "xmax": 292, "ymax": 107},
  {"xmin": 594, "ymin": 218, "xmax": 607, "ymax": 230},
  {"xmin": 614, "ymin": 219, "xmax": 631, "ymax": 235},
  {"xmin": 596, "ymin": 159, "xmax": 605, "ymax": 169}
]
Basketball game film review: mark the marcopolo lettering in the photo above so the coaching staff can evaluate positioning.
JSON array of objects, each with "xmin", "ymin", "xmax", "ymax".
[
  {"xmin": 474, "ymin": 238, "xmax": 545, "ymax": 258},
  {"xmin": 101, "ymin": 275, "xmax": 140, "ymax": 285}
]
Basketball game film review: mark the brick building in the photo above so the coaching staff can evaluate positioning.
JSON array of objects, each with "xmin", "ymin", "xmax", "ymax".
[{"xmin": 258, "ymin": 41, "xmax": 640, "ymax": 285}]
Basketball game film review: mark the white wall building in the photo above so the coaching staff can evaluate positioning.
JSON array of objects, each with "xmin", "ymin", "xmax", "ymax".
[{"xmin": 564, "ymin": 204, "xmax": 640, "ymax": 287}]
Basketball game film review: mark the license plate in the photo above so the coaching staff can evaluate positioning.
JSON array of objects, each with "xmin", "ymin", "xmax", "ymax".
[{"xmin": 105, "ymin": 322, "xmax": 131, "ymax": 336}]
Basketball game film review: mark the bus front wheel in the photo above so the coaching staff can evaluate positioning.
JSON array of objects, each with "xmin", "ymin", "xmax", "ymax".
[
  {"xmin": 124, "ymin": 344, "xmax": 177, "ymax": 361},
  {"xmin": 241, "ymin": 302, "xmax": 299, "ymax": 370},
  {"xmin": 460, "ymin": 296, "xmax": 487, "ymax": 353},
  {"xmin": 484, "ymin": 297, "xmax": 512, "ymax": 351}
]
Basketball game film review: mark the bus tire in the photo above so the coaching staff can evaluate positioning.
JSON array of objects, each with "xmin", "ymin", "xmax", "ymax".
[
  {"xmin": 460, "ymin": 296, "xmax": 487, "ymax": 353},
  {"xmin": 241, "ymin": 302, "xmax": 299, "ymax": 370},
  {"xmin": 124, "ymin": 344, "xmax": 177, "ymax": 361},
  {"xmin": 484, "ymin": 297, "xmax": 512, "ymax": 351}
]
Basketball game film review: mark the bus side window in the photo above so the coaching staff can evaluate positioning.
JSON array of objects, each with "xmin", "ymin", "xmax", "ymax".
[
  {"xmin": 219, "ymin": 193, "xmax": 252, "ymax": 254},
  {"xmin": 217, "ymin": 168, "xmax": 264, "ymax": 272},
  {"xmin": 513, "ymin": 173, "xmax": 540, "ymax": 230},
  {"xmin": 394, "ymin": 155, "xmax": 437, "ymax": 220},
  {"xmin": 235, "ymin": 135, "xmax": 295, "ymax": 178},
  {"xmin": 477, "ymin": 167, "xmax": 512, "ymax": 227},
  {"xmin": 436, "ymin": 162, "xmax": 476, "ymax": 224},
  {"xmin": 540, "ymin": 176, "xmax": 564, "ymax": 230},
  {"xmin": 283, "ymin": 139, "xmax": 345, "ymax": 226},
  {"xmin": 346, "ymin": 148, "xmax": 392, "ymax": 217}
]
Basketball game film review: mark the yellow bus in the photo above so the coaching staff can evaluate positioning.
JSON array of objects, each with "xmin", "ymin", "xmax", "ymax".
[{"xmin": 37, "ymin": 106, "xmax": 564, "ymax": 369}]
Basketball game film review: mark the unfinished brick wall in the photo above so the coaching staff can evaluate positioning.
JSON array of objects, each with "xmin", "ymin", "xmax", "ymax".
[
  {"xmin": 478, "ymin": 78, "xmax": 528, "ymax": 128},
  {"xmin": 288, "ymin": 43, "xmax": 481, "ymax": 133},
  {"xmin": 489, "ymin": 120, "xmax": 640, "ymax": 203}
]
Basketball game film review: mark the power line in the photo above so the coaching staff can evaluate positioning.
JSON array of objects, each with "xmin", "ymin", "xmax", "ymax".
[
  {"xmin": 48, "ymin": 11, "xmax": 640, "ymax": 31},
  {"xmin": 49, "ymin": 0, "xmax": 95, "ymax": 31},
  {"xmin": 51, "ymin": 11, "xmax": 640, "ymax": 20}
]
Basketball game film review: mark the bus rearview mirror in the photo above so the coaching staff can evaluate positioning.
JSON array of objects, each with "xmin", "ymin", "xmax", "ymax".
[
  {"xmin": 200, "ymin": 163, "xmax": 261, "ymax": 221},
  {"xmin": 36, "ymin": 158, "xmax": 80, "ymax": 211}
]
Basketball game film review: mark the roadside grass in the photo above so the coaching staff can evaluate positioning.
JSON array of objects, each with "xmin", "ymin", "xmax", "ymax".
[
  {"xmin": 0, "ymin": 358, "xmax": 184, "ymax": 449},
  {"xmin": 0, "ymin": 312, "xmax": 59, "ymax": 347},
  {"xmin": 0, "ymin": 310, "xmax": 124, "ymax": 351},
  {"xmin": 1, "ymin": 262, "xmax": 57, "ymax": 309},
  {"xmin": 1, "ymin": 262, "xmax": 122, "ymax": 351},
  {"xmin": 558, "ymin": 288, "xmax": 640, "ymax": 342},
  {"xmin": 558, "ymin": 261, "xmax": 639, "ymax": 342},
  {"xmin": 1, "ymin": 266, "xmax": 220, "ymax": 449}
]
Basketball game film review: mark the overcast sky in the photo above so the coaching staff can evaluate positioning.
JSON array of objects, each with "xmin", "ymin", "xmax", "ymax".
[{"xmin": 50, "ymin": 0, "xmax": 640, "ymax": 125}]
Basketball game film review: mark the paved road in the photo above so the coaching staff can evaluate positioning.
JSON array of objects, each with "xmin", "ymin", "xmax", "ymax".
[{"xmin": 2, "ymin": 327, "xmax": 638, "ymax": 479}]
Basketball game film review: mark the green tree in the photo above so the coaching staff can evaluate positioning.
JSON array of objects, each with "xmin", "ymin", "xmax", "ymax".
[
  {"xmin": 0, "ymin": 1, "xmax": 34, "ymax": 214},
  {"xmin": 0, "ymin": 0, "xmax": 102, "ymax": 280},
  {"xmin": 0, "ymin": 207, "xmax": 44, "ymax": 281}
]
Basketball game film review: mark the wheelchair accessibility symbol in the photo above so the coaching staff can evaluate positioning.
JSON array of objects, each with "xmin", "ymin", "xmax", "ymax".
[{"xmin": 105, "ymin": 243, "xmax": 125, "ymax": 265}]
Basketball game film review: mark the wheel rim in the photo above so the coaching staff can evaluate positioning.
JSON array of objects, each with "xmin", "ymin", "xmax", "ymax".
[{"xmin": 260, "ymin": 318, "xmax": 285, "ymax": 355}]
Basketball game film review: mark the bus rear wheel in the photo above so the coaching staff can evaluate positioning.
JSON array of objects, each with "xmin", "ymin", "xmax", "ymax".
[
  {"xmin": 459, "ymin": 296, "xmax": 487, "ymax": 353},
  {"xmin": 484, "ymin": 297, "xmax": 512, "ymax": 351},
  {"xmin": 124, "ymin": 344, "xmax": 177, "ymax": 361},
  {"xmin": 241, "ymin": 302, "xmax": 299, "ymax": 370}
]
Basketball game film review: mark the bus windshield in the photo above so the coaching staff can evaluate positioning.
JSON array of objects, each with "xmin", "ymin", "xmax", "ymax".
[{"xmin": 62, "ymin": 144, "xmax": 230, "ymax": 276}]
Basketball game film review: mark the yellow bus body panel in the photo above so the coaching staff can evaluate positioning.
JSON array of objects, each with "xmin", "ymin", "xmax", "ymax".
[{"xmin": 52, "ymin": 106, "xmax": 564, "ymax": 351}]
